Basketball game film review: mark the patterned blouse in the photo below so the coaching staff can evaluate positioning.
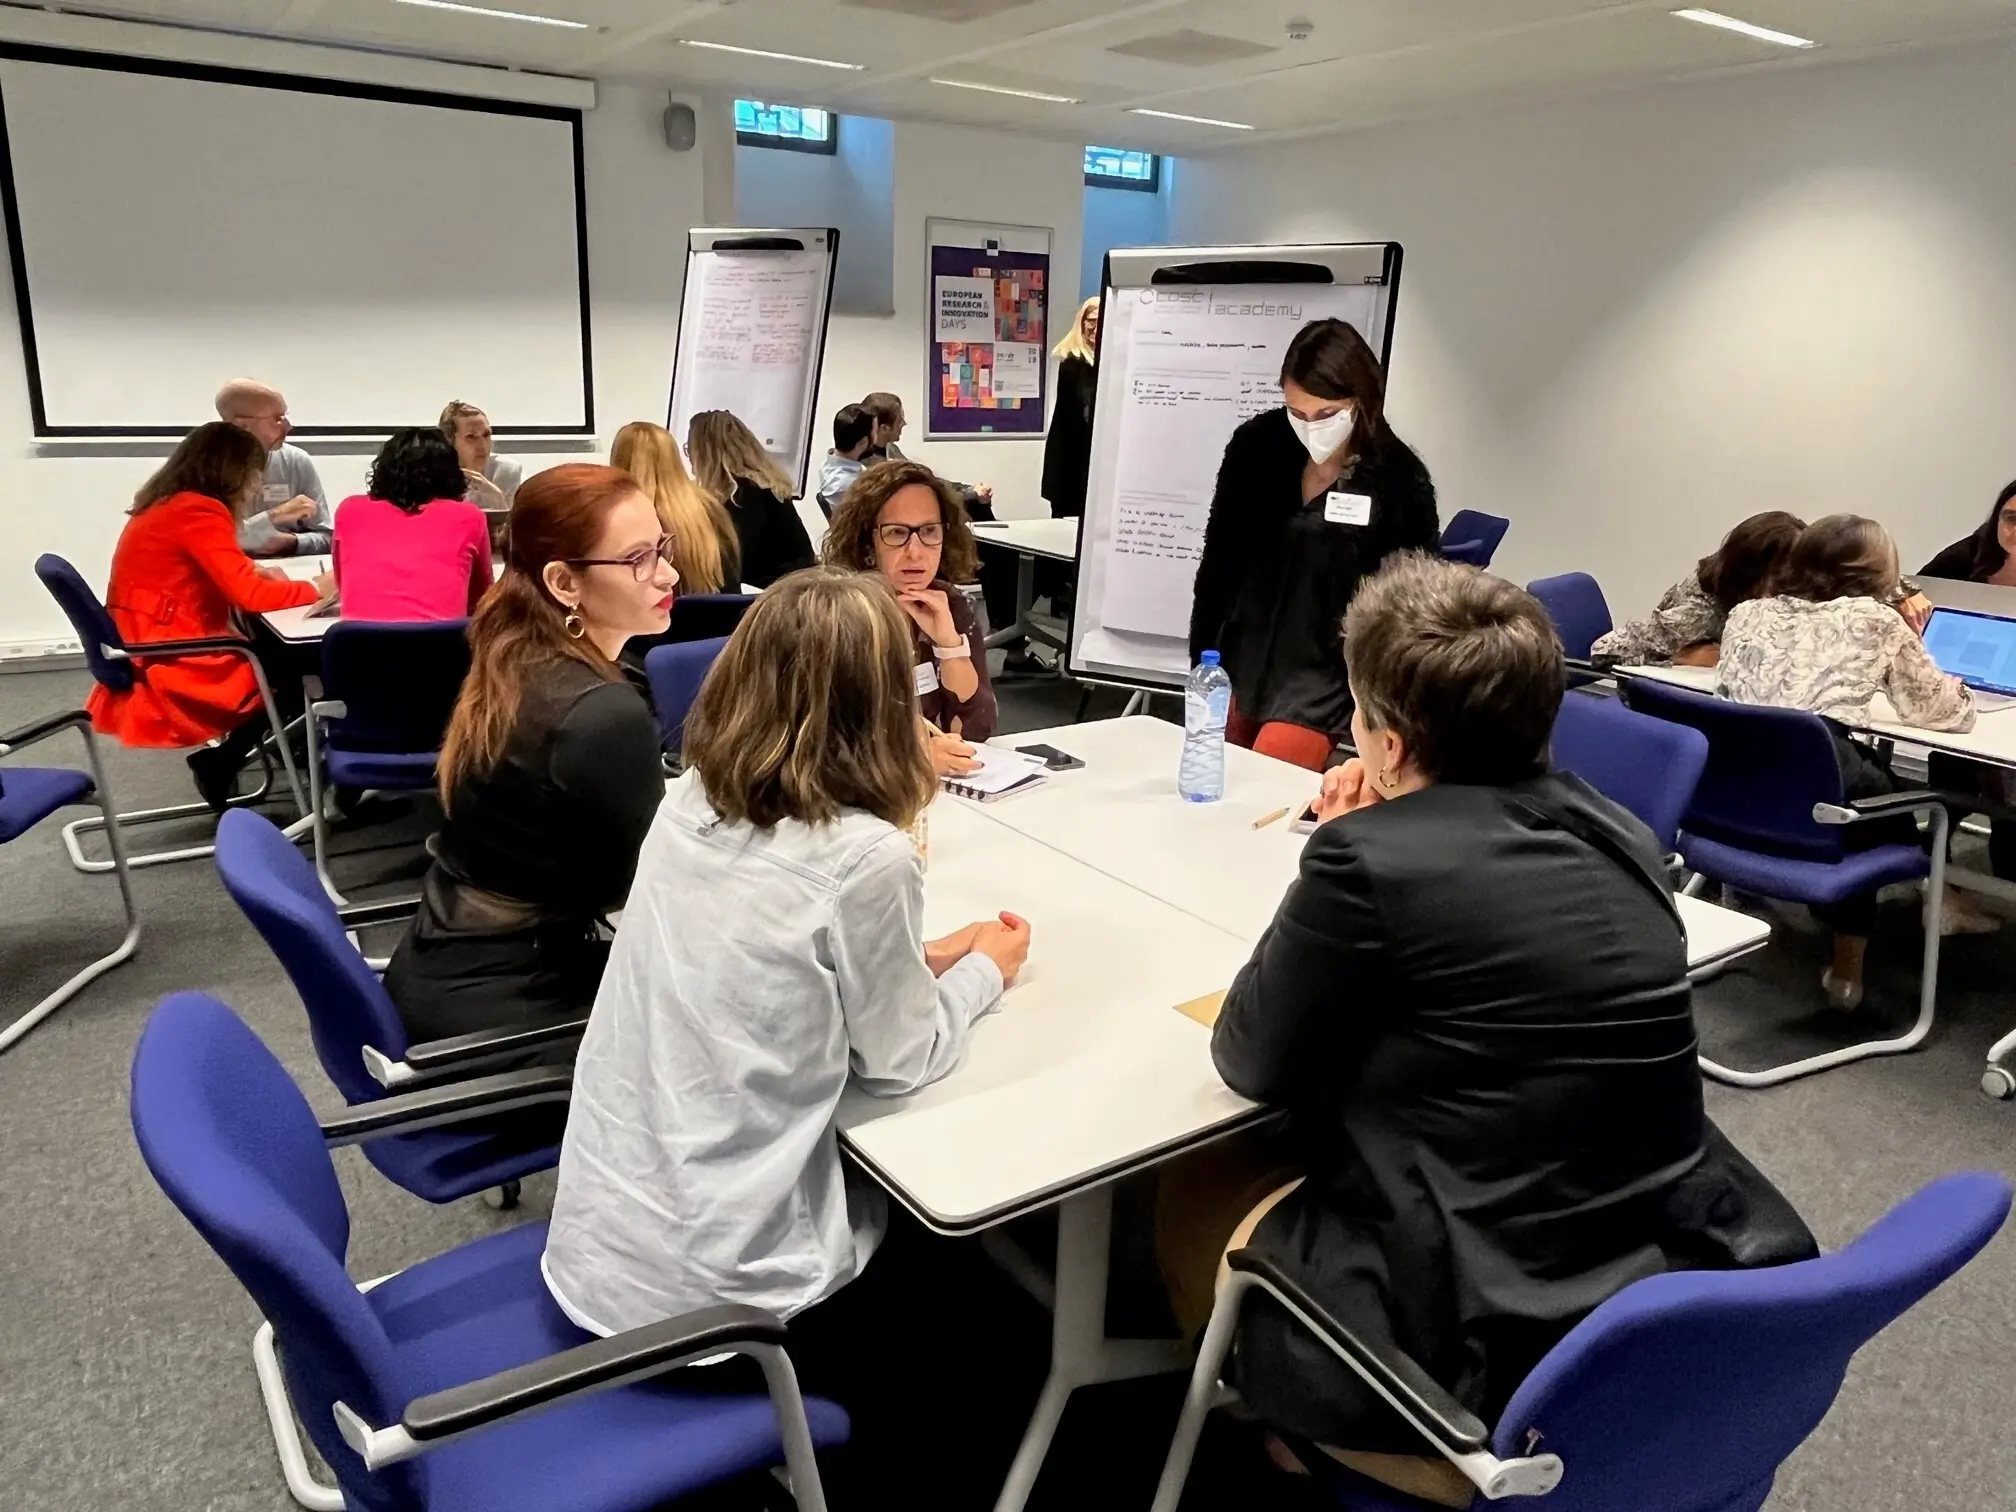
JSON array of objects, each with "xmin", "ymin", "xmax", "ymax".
[
  {"xmin": 1591, "ymin": 576, "xmax": 1722, "ymax": 668},
  {"xmin": 1718, "ymin": 595, "xmax": 1975, "ymax": 732}
]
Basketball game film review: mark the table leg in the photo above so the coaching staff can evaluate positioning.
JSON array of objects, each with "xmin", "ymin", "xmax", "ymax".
[
  {"xmin": 984, "ymin": 553, "xmax": 1038, "ymax": 651},
  {"xmin": 990, "ymin": 1188, "xmax": 1191, "ymax": 1512}
]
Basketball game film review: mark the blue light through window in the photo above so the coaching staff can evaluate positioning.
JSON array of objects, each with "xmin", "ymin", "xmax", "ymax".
[
  {"xmin": 1084, "ymin": 145, "xmax": 1159, "ymax": 191},
  {"xmin": 735, "ymin": 99, "xmax": 837, "ymax": 153}
]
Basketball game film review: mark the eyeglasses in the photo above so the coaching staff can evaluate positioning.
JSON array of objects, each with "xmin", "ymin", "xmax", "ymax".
[
  {"xmin": 876, "ymin": 521, "xmax": 944, "ymax": 550},
  {"xmin": 567, "ymin": 534, "xmax": 676, "ymax": 582}
]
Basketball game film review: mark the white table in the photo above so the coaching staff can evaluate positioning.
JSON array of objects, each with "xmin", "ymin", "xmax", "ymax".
[
  {"xmin": 972, "ymin": 517, "xmax": 1077, "ymax": 656},
  {"xmin": 842, "ymin": 716, "xmax": 1768, "ymax": 1510}
]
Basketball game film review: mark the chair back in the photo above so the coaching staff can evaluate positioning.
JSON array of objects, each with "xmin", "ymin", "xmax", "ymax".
[
  {"xmin": 35, "ymin": 554, "xmax": 133, "ymax": 691},
  {"xmin": 1550, "ymin": 690, "xmax": 1708, "ymax": 852},
  {"xmin": 1440, "ymin": 509, "xmax": 1510, "ymax": 566},
  {"xmin": 1488, "ymin": 1172, "xmax": 2009, "ymax": 1512},
  {"xmin": 1526, "ymin": 573, "xmax": 1614, "ymax": 661},
  {"xmin": 1625, "ymin": 679, "xmax": 1848, "ymax": 862},
  {"xmin": 131, "ymin": 993, "xmax": 422, "ymax": 1512},
  {"xmin": 644, "ymin": 637, "xmax": 730, "ymax": 753},
  {"xmin": 1441, "ymin": 539, "xmax": 1487, "ymax": 566},
  {"xmin": 214, "ymin": 808, "xmax": 408, "ymax": 1103},
  {"xmin": 320, "ymin": 620, "xmax": 470, "ymax": 754},
  {"xmin": 665, "ymin": 592, "xmax": 757, "ymax": 644}
]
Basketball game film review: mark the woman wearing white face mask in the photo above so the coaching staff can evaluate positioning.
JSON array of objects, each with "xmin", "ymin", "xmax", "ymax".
[{"xmin": 1189, "ymin": 318, "xmax": 1440, "ymax": 770}]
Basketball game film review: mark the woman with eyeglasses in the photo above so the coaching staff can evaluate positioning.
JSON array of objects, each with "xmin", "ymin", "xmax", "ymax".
[
  {"xmin": 382, "ymin": 464, "xmax": 676, "ymax": 1049},
  {"xmin": 821, "ymin": 459, "xmax": 996, "ymax": 774}
]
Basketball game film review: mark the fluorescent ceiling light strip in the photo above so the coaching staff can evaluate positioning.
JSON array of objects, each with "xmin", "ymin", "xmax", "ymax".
[
  {"xmin": 678, "ymin": 40, "xmax": 864, "ymax": 70},
  {"xmin": 930, "ymin": 78, "xmax": 1080, "ymax": 104},
  {"xmin": 1128, "ymin": 107, "xmax": 1253, "ymax": 131},
  {"xmin": 391, "ymin": 0, "xmax": 587, "ymax": 27},
  {"xmin": 1671, "ymin": 8, "xmax": 1817, "ymax": 48}
]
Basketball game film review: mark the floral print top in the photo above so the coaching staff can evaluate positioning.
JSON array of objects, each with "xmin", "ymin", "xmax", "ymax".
[
  {"xmin": 1718, "ymin": 595, "xmax": 1975, "ymax": 732},
  {"xmin": 1591, "ymin": 575, "xmax": 1723, "ymax": 668}
]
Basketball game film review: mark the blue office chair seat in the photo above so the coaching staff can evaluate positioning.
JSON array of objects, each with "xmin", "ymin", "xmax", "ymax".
[
  {"xmin": 644, "ymin": 637, "xmax": 731, "ymax": 756},
  {"xmin": 0, "ymin": 766, "xmax": 93, "ymax": 841},
  {"xmin": 372, "ymin": 1219, "xmax": 849, "ymax": 1512},
  {"xmin": 326, "ymin": 749, "xmax": 446, "ymax": 790},
  {"xmin": 1681, "ymin": 832, "xmax": 1928, "ymax": 903}
]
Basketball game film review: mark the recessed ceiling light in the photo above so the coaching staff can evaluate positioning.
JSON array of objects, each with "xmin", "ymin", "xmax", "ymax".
[
  {"xmin": 1128, "ymin": 107, "xmax": 1254, "ymax": 131},
  {"xmin": 930, "ymin": 78, "xmax": 1081, "ymax": 105},
  {"xmin": 677, "ymin": 40, "xmax": 865, "ymax": 71},
  {"xmin": 1671, "ymin": 8, "xmax": 1818, "ymax": 48},
  {"xmin": 391, "ymin": 0, "xmax": 587, "ymax": 27}
]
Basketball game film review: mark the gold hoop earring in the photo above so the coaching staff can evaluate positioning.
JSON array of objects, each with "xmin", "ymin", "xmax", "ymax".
[
  {"xmin": 1377, "ymin": 767, "xmax": 1400, "ymax": 791},
  {"xmin": 563, "ymin": 608, "xmax": 586, "ymax": 640}
]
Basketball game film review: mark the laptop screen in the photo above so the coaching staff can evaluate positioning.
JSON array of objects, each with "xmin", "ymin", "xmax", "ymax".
[{"xmin": 1922, "ymin": 607, "xmax": 2016, "ymax": 695}]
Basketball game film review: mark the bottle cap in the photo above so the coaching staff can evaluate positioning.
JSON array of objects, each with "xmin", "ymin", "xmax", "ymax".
[{"xmin": 1200, "ymin": 650, "xmax": 1221, "ymax": 668}]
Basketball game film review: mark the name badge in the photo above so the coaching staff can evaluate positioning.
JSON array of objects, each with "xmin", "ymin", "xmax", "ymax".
[
  {"xmin": 1324, "ymin": 491, "xmax": 1373, "ymax": 527},
  {"xmin": 914, "ymin": 659, "xmax": 940, "ymax": 697},
  {"xmin": 263, "ymin": 482, "xmax": 290, "ymax": 505}
]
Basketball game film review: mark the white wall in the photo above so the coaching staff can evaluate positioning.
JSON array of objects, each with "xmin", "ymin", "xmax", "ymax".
[
  {"xmin": 1170, "ymin": 41, "xmax": 2016, "ymax": 621},
  {"xmin": 1081, "ymin": 175, "xmax": 1171, "ymax": 300},
  {"xmin": 0, "ymin": 70, "xmax": 702, "ymax": 651},
  {"xmin": 736, "ymin": 117, "xmax": 897, "ymax": 317}
]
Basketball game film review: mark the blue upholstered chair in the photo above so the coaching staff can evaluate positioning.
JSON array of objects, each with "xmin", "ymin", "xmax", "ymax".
[
  {"xmin": 1550, "ymin": 690, "xmax": 1708, "ymax": 854},
  {"xmin": 0, "ymin": 709, "xmax": 138, "ymax": 1052},
  {"xmin": 131, "ymin": 993, "xmax": 848, "ymax": 1512},
  {"xmin": 1526, "ymin": 573, "xmax": 1615, "ymax": 663},
  {"xmin": 1150, "ymin": 1171, "xmax": 2009, "ymax": 1512},
  {"xmin": 34, "ymin": 552, "xmax": 307, "ymax": 872},
  {"xmin": 305, "ymin": 620, "xmax": 470, "ymax": 902},
  {"xmin": 644, "ymin": 637, "xmax": 730, "ymax": 756},
  {"xmin": 1626, "ymin": 678, "xmax": 1950, "ymax": 1087},
  {"xmin": 1440, "ymin": 510, "xmax": 1509, "ymax": 568}
]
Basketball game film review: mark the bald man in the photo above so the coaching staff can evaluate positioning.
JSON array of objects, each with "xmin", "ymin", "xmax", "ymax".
[{"xmin": 216, "ymin": 379, "xmax": 330, "ymax": 557}]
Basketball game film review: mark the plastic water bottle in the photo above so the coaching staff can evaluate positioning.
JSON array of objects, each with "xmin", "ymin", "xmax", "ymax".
[{"xmin": 1179, "ymin": 650, "xmax": 1232, "ymax": 803}]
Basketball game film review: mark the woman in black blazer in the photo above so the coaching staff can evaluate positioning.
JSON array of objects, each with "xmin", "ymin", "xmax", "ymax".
[
  {"xmin": 1041, "ymin": 296, "xmax": 1099, "ymax": 519},
  {"xmin": 1922, "ymin": 478, "xmax": 2016, "ymax": 585},
  {"xmin": 1188, "ymin": 318, "xmax": 1439, "ymax": 771},
  {"xmin": 1172, "ymin": 555, "xmax": 1814, "ymax": 1505},
  {"xmin": 686, "ymin": 409, "xmax": 816, "ymax": 589}
]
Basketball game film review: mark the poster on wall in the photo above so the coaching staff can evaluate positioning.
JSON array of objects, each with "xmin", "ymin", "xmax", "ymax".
[{"xmin": 925, "ymin": 218, "xmax": 1051, "ymax": 440}]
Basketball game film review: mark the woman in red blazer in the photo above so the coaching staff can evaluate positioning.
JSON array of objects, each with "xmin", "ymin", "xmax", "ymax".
[{"xmin": 89, "ymin": 422, "xmax": 332, "ymax": 807}]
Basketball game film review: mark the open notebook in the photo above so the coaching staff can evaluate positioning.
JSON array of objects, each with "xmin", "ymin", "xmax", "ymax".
[{"xmin": 941, "ymin": 745, "xmax": 1049, "ymax": 804}]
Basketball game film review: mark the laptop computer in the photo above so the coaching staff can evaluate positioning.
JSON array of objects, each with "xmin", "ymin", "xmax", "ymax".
[{"xmin": 1921, "ymin": 606, "xmax": 2016, "ymax": 712}]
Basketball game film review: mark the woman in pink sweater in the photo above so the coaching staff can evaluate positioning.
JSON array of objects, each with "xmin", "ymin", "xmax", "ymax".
[{"xmin": 333, "ymin": 428, "xmax": 493, "ymax": 621}]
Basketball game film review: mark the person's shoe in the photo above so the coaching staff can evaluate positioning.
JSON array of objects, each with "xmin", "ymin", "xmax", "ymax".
[
  {"xmin": 1931, "ymin": 889, "xmax": 2002, "ymax": 937},
  {"xmin": 1821, "ymin": 967, "xmax": 1865, "ymax": 1011},
  {"xmin": 185, "ymin": 743, "xmax": 241, "ymax": 814}
]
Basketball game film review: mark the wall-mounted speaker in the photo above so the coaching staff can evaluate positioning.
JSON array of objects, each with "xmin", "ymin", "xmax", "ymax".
[{"xmin": 663, "ymin": 101, "xmax": 697, "ymax": 152}]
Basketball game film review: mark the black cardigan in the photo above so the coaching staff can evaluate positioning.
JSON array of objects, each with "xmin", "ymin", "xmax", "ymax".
[
  {"xmin": 728, "ymin": 479, "xmax": 816, "ymax": 589},
  {"xmin": 1922, "ymin": 535, "xmax": 1992, "ymax": 582},
  {"xmin": 1041, "ymin": 354, "xmax": 1096, "ymax": 519},
  {"xmin": 1188, "ymin": 410, "xmax": 1439, "ymax": 734},
  {"xmin": 1213, "ymin": 774, "xmax": 1816, "ymax": 1450}
]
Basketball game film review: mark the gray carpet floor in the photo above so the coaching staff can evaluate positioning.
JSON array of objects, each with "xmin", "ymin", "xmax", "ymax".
[{"xmin": 2, "ymin": 663, "xmax": 2013, "ymax": 1511}]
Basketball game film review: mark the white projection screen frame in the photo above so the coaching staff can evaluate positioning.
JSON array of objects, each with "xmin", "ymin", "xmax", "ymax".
[{"xmin": 0, "ymin": 45, "xmax": 593, "ymax": 435}]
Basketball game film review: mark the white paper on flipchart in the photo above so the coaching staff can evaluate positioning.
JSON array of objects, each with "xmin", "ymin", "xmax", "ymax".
[{"xmin": 675, "ymin": 248, "xmax": 827, "ymax": 463}]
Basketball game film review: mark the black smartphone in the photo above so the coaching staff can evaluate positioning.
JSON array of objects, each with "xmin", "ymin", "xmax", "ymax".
[{"xmin": 1017, "ymin": 743, "xmax": 1085, "ymax": 772}]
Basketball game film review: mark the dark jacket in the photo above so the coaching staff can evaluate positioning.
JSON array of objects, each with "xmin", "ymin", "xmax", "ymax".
[
  {"xmin": 1041, "ymin": 355, "xmax": 1096, "ymax": 519},
  {"xmin": 1189, "ymin": 411, "xmax": 1439, "ymax": 734},
  {"xmin": 1213, "ymin": 773, "xmax": 1816, "ymax": 1450},
  {"xmin": 913, "ymin": 580, "xmax": 997, "ymax": 743},
  {"xmin": 728, "ymin": 479, "xmax": 816, "ymax": 589},
  {"xmin": 1922, "ymin": 536, "xmax": 1994, "ymax": 582}
]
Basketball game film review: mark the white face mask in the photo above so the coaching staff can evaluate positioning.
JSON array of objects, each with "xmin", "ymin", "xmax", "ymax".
[{"xmin": 1288, "ymin": 406, "xmax": 1355, "ymax": 463}]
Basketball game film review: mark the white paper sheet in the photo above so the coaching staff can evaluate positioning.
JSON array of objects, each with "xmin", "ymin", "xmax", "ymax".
[
  {"xmin": 672, "ymin": 248, "xmax": 828, "ymax": 464},
  {"xmin": 991, "ymin": 341, "xmax": 1043, "ymax": 399},
  {"xmin": 934, "ymin": 275, "xmax": 996, "ymax": 341}
]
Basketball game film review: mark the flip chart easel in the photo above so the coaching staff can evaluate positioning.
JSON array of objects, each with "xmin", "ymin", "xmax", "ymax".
[{"xmin": 1067, "ymin": 242, "xmax": 1404, "ymax": 696}]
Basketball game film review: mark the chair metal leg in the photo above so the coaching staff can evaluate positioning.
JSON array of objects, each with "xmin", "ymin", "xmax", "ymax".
[
  {"xmin": 253, "ymin": 1320, "xmax": 345, "ymax": 1512},
  {"xmin": 304, "ymin": 710, "xmax": 347, "ymax": 906},
  {"xmin": 0, "ymin": 732, "xmax": 141, "ymax": 1052},
  {"xmin": 749, "ymin": 1343, "xmax": 831, "ymax": 1512},
  {"xmin": 1148, "ymin": 1272, "xmax": 1251, "ymax": 1512},
  {"xmin": 1700, "ymin": 815, "xmax": 1950, "ymax": 1089}
]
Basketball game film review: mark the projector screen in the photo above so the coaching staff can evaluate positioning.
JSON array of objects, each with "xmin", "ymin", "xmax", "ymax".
[{"xmin": 0, "ymin": 46, "xmax": 593, "ymax": 435}]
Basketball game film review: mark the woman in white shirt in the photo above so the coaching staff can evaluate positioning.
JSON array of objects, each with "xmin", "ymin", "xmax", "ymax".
[
  {"xmin": 543, "ymin": 567, "xmax": 1030, "ymax": 1339},
  {"xmin": 440, "ymin": 400, "xmax": 523, "ymax": 516},
  {"xmin": 1720, "ymin": 514, "xmax": 1979, "ymax": 1006}
]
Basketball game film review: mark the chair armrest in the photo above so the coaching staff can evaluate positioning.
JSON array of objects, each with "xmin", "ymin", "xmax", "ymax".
[
  {"xmin": 1814, "ymin": 793, "xmax": 1950, "ymax": 824},
  {"xmin": 337, "ymin": 897, "xmax": 421, "ymax": 928},
  {"xmin": 112, "ymin": 635, "xmax": 256, "ymax": 660},
  {"xmin": 1225, "ymin": 1249, "xmax": 1488, "ymax": 1453},
  {"xmin": 319, "ymin": 1066, "xmax": 572, "ymax": 1147},
  {"xmin": 402, "ymin": 1016, "xmax": 590, "ymax": 1075},
  {"xmin": 0, "ymin": 708, "xmax": 90, "ymax": 755},
  {"xmin": 404, "ymin": 1303, "xmax": 787, "ymax": 1442}
]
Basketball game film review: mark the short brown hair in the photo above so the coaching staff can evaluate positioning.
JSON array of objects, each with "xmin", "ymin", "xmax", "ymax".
[
  {"xmin": 438, "ymin": 400, "xmax": 485, "ymax": 440},
  {"xmin": 1345, "ymin": 553, "xmax": 1563, "ymax": 784},
  {"xmin": 1774, "ymin": 515, "xmax": 1900, "ymax": 604},
  {"xmin": 132, "ymin": 422, "xmax": 267, "ymax": 515},
  {"xmin": 683, "ymin": 567, "xmax": 937, "ymax": 831},
  {"xmin": 820, "ymin": 460, "xmax": 978, "ymax": 583}
]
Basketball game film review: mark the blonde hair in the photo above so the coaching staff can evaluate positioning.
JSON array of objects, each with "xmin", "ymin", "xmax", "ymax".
[
  {"xmin": 610, "ymin": 421, "xmax": 740, "ymax": 593},
  {"xmin": 686, "ymin": 410, "xmax": 795, "ymax": 502},
  {"xmin": 438, "ymin": 400, "xmax": 486, "ymax": 441},
  {"xmin": 1053, "ymin": 296, "xmax": 1099, "ymax": 363},
  {"xmin": 682, "ymin": 567, "xmax": 936, "ymax": 831}
]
